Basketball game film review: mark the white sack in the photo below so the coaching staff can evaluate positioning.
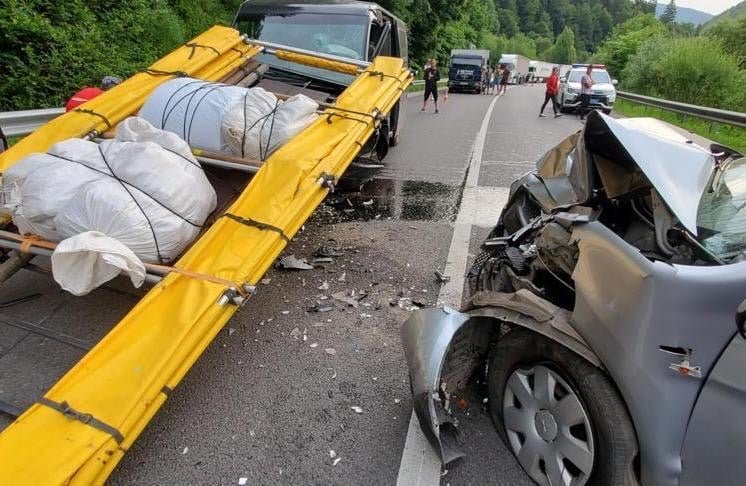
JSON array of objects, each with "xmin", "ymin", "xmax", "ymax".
[
  {"xmin": 2, "ymin": 116, "xmax": 216, "ymax": 270},
  {"xmin": 51, "ymin": 231, "xmax": 146, "ymax": 296},
  {"xmin": 222, "ymin": 88, "xmax": 319, "ymax": 160},
  {"xmin": 139, "ymin": 77, "xmax": 247, "ymax": 152}
]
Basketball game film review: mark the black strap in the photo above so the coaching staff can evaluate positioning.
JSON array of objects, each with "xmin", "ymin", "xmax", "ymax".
[
  {"xmin": 38, "ymin": 397, "xmax": 124, "ymax": 444},
  {"xmin": 185, "ymin": 42, "xmax": 221, "ymax": 59},
  {"xmin": 73, "ymin": 108, "xmax": 112, "ymax": 129},
  {"xmin": 222, "ymin": 213, "xmax": 290, "ymax": 242},
  {"xmin": 145, "ymin": 68, "xmax": 189, "ymax": 78},
  {"xmin": 161, "ymin": 386, "xmax": 173, "ymax": 396}
]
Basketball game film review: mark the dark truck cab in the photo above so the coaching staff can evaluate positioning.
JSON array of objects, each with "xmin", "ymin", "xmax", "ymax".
[
  {"xmin": 447, "ymin": 49, "xmax": 489, "ymax": 94},
  {"xmin": 233, "ymin": 0, "xmax": 409, "ymax": 187}
]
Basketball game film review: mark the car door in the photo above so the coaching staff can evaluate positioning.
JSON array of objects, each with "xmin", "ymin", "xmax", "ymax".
[{"xmin": 680, "ymin": 332, "xmax": 746, "ymax": 485}]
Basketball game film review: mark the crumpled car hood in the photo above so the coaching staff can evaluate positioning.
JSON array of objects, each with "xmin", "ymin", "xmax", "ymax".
[{"xmin": 597, "ymin": 113, "xmax": 714, "ymax": 235}]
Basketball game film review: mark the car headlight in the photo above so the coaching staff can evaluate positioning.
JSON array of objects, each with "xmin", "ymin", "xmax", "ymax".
[{"xmin": 607, "ymin": 92, "xmax": 616, "ymax": 102}]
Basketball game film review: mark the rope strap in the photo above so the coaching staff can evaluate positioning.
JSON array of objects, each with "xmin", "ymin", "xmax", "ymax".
[
  {"xmin": 38, "ymin": 397, "xmax": 124, "ymax": 444},
  {"xmin": 222, "ymin": 213, "xmax": 290, "ymax": 242},
  {"xmin": 73, "ymin": 108, "xmax": 112, "ymax": 129},
  {"xmin": 185, "ymin": 42, "xmax": 221, "ymax": 59},
  {"xmin": 146, "ymin": 262, "xmax": 252, "ymax": 298},
  {"xmin": 145, "ymin": 68, "xmax": 189, "ymax": 78}
]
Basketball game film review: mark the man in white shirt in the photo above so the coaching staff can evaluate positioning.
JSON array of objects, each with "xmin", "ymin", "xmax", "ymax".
[{"xmin": 579, "ymin": 65, "xmax": 595, "ymax": 121}]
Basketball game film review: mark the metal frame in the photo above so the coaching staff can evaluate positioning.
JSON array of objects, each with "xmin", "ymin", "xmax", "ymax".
[{"xmin": 617, "ymin": 90, "xmax": 746, "ymax": 128}]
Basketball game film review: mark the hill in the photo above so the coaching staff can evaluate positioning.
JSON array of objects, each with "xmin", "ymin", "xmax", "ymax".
[
  {"xmin": 655, "ymin": 3, "xmax": 713, "ymax": 25},
  {"xmin": 705, "ymin": 1, "xmax": 746, "ymax": 26}
]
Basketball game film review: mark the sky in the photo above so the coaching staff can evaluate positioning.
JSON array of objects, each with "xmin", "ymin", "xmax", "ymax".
[{"xmin": 672, "ymin": 0, "xmax": 743, "ymax": 15}]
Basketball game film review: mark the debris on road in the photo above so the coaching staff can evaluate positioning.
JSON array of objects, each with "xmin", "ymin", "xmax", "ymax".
[
  {"xmin": 182, "ymin": 447, "xmax": 189, "ymax": 455},
  {"xmin": 332, "ymin": 290, "xmax": 361, "ymax": 308},
  {"xmin": 307, "ymin": 301, "xmax": 336, "ymax": 313},
  {"xmin": 316, "ymin": 243, "xmax": 343, "ymax": 258},
  {"xmin": 337, "ymin": 271, "xmax": 347, "ymax": 282},
  {"xmin": 281, "ymin": 310, "xmax": 290, "ymax": 315},
  {"xmin": 318, "ymin": 281, "xmax": 330, "ymax": 291},
  {"xmin": 324, "ymin": 348, "xmax": 336, "ymax": 355},
  {"xmin": 238, "ymin": 478, "xmax": 248, "ymax": 485},
  {"xmin": 310, "ymin": 342, "xmax": 319, "ymax": 348},
  {"xmin": 260, "ymin": 278, "xmax": 271, "ymax": 285},
  {"xmin": 434, "ymin": 270, "xmax": 450, "ymax": 283},
  {"xmin": 350, "ymin": 406, "xmax": 363, "ymax": 414},
  {"xmin": 278, "ymin": 254, "xmax": 314, "ymax": 270}
]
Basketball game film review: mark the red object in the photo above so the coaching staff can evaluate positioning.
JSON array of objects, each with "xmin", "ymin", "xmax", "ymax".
[
  {"xmin": 545, "ymin": 73, "xmax": 559, "ymax": 96},
  {"xmin": 65, "ymin": 87, "xmax": 104, "ymax": 112}
]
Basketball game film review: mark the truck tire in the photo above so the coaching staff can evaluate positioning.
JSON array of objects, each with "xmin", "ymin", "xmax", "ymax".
[{"xmin": 488, "ymin": 329, "xmax": 638, "ymax": 486}]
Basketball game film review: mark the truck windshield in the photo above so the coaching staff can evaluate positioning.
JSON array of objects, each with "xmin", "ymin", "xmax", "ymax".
[
  {"xmin": 451, "ymin": 57, "xmax": 482, "ymax": 67},
  {"xmin": 697, "ymin": 157, "xmax": 746, "ymax": 260},
  {"xmin": 235, "ymin": 12, "xmax": 368, "ymax": 86},
  {"xmin": 568, "ymin": 70, "xmax": 611, "ymax": 84}
]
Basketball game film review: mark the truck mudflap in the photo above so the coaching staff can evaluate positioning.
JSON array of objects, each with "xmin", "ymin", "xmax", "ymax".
[{"xmin": 400, "ymin": 307, "xmax": 471, "ymax": 464}]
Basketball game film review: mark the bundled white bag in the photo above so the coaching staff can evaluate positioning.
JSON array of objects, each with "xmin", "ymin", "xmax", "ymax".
[
  {"xmin": 222, "ymin": 88, "xmax": 319, "ymax": 160},
  {"xmin": 139, "ymin": 77, "xmax": 247, "ymax": 152},
  {"xmin": 1, "ymin": 117, "xmax": 217, "ymax": 294}
]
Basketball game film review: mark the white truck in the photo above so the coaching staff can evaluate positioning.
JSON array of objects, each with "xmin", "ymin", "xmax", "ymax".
[
  {"xmin": 528, "ymin": 60, "xmax": 553, "ymax": 82},
  {"xmin": 498, "ymin": 54, "xmax": 530, "ymax": 84}
]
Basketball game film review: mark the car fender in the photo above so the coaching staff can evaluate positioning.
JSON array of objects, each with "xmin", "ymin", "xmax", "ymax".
[{"xmin": 400, "ymin": 291, "xmax": 601, "ymax": 464}]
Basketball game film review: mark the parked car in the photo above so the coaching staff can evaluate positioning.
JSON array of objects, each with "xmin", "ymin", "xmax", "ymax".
[
  {"xmin": 233, "ymin": 0, "xmax": 409, "ymax": 187},
  {"xmin": 448, "ymin": 49, "xmax": 490, "ymax": 93},
  {"xmin": 402, "ymin": 111, "xmax": 746, "ymax": 485},
  {"xmin": 559, "ymin": 64, "xmax": 617, "ymax": 114}
]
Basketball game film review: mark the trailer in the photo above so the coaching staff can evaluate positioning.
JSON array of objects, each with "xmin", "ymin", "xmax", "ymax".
[
  {"xmin": 528, "ymin": 60, "xmax": 554, "ymax": 82},
  {"xmin": 0, "ymin": 24, "xmax": 411, "ymax": 484},
  {"xmin": 498, "ymin": 54, "xmax": 530, "ymax": 84}
]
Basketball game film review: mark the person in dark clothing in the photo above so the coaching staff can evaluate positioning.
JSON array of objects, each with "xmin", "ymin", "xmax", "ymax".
[
  {"xmin": 422, "ymin": 58, "xmax": 440, "ymax": 113},
  {"xmin": 539, "ymin": 67, "xmax": 562, "ymax": 118},
  {"xmin": 499, "ymin": 65, "xmax": 510, "ymax": 95}
]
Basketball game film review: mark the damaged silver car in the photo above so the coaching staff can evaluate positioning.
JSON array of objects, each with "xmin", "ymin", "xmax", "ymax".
[{"xmin": 402, "ymin": 111, "xmax": 746, "ymax": 486}]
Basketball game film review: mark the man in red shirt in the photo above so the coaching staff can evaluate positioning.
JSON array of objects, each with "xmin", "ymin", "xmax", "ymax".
[
  {"xmin": 539, "ymin": 67, "xmax": 562, "ymax": 118},
  {"xmin": 65, "ymin": 76, "xmax": 121, "ymax": 112}
]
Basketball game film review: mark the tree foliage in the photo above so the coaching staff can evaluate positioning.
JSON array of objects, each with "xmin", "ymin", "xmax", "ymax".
[
  {"xmin": 660, "ymin": 0, "xmax": 677, "ymax": 25},
  {"xmin": 0, "ymin": 0, "xmax": 241, "ymax": 110}
]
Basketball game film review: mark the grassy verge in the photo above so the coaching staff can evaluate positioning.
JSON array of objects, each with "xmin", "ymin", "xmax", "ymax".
[{"xmin": 614, "ymin": 98, "xmax": 746, "ymax": 154}]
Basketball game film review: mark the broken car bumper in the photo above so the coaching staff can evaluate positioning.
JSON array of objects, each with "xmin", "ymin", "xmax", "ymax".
[{"xmin": 400, "ymin": 307, "xmax": 471, "ymax": 464}]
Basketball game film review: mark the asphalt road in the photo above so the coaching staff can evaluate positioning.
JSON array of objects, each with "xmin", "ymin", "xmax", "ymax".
[{"xmin": 0, "ymin": 84, "xmax": 586, "ymax": 484}]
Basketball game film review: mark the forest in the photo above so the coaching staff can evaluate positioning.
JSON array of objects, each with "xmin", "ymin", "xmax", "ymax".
[{"xmin": 1, "ymin": 0, "xmax": 744, "ymax": 112}]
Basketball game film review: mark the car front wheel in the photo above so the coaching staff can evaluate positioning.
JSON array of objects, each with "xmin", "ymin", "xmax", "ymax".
[{"xmin": 488, "ymin": 329, "xmax": 638, "ymax": 486}]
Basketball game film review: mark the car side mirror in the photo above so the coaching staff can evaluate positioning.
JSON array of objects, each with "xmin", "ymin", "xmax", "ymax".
[
  {"xmin": 612, "ymin": 79, "xmax": 619, "ymax": 86},
  {"xmin": 736, "ymin": 299, "xmax": 746, "ymax": 339}
]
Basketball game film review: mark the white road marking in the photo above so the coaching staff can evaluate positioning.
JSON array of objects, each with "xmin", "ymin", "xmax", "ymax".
[{"xmin": 396, "ymin": 93, "xmax": 505, "ymax": 486}]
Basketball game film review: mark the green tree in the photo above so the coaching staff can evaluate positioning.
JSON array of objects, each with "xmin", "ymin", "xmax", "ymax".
[
  {"xmin": 705, "ymin": 16, "xmax": 746, "ymax": 67},
  {"xmin": 594, "ymin": 14, "xmax": 666, "ymax": 80},
  {"xmin": 660, "ymin": 0, "xmax": 677, "ymax": 24},
  {"xmin": 547, "ymin": 26, "xmax": 578, "ymax": 64}
]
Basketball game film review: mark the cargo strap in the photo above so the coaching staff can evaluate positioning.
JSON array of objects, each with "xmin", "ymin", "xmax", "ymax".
[
  {"xmin": 222, "ymin": 213, "xmax": 290, "ymax": 242},
  {"xmin": 73, "ymin": 108, "xmax": 112, "ymax": 129},
  {"xmin": 38, "ymin": 398, "xmax": 124, "ymax": 444},
  {"xmin": 185, "ymin": 42, "xmax": 221, "ymax": 59},
  {"xmin": 145, "ymin": 68, "xmax": 189, "ymax": 78}
]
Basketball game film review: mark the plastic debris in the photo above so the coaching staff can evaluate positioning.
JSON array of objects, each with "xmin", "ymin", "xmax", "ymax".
[
  {"xmin": 332, "ymin": 291, "xmax": 360, "ymax": 308},
  {"xmin": 278, "ymin": 254, "xmax": 314, "ymax": 270},
  {"xmin": 337, "ymin": 272, "xmax": 347, "ymax": 282},
  {"xmin": 290, "ymin": 327, "xmax": 302, "ymax": 340},
  {"xmin": 350, "ymin": 406, "xmax": 363, "ymax": 414},
  {"xmin": 260, "ymin": 278, "xmax": 271, "ymax": 285},
  {"xmin": 329, "ymin": 450, "xmax": 337, "ymax": 458},
  {"xmin": 307, "ymin": 301, "xmax": 336, "ymax": 313},
  {"xmin": 238, "ymin": 478, "xmax": 248, "ymax": 486},
  {"xmin": 318, "ymin": 281, "xmax": 330, "ymax": 291},
  {"xmin": 333, "ymin": 458, "xmax": 342, "ymax": 466},
  {"xmin": 310, "ymin": 342, "xmax": 319, "ymax": 348},
  {"xmin": 435, "ymin": 270, "xmax": 451, "ymax": 283},
  {"xmin": 324, "ymin": 348, "xmax": 337, "ymax": 356},
  {"xmin": 394, "ymin": 398, "xmax": 401, "ymax": 404},
  {"xmin": 281, "ymin": 310, "xmax": 290, "ymax": 315},
  {"xmin": 182, "ymin": 447, "xmax": 189, "ymax": 455}
]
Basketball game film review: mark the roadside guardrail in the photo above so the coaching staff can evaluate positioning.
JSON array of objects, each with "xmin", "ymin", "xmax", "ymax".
[
  {"xmin": 617, "ymin": 91, "xmax": 746, "ymax": 128},
  {"xmin": 0, "ymin": 108, "xmax": 64, "ymax": 137}
]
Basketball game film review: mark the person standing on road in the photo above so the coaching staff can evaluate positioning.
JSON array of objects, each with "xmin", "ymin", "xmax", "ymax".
[
  {"xmin": 499, "ymin": 65, "xmax": 510, "ymax": 95},
  {"xmin": 539, "ymin": 67, "xmax": 562, "ymax": 118},
  {"xmin": 579, "ymin": 64, "xmax": 595, "ymax": 121},
  {"xmin": 422, "ymin": 58, "xmax": 440, "ymax": 114}
]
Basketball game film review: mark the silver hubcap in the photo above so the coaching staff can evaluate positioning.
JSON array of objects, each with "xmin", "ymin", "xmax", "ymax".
[{"xmin": 503, "ymin": 365, "xmax": 595, "ymax": 486}]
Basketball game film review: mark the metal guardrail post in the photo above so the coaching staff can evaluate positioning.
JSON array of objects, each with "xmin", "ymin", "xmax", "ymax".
[{"xmin": 616, "ymin": 91, "xmax": 746, "ymax": 128}]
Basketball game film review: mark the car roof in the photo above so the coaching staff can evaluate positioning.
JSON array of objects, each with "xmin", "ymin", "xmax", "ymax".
[{"xmin": 235, "ymin": 0, "xmax": 393, "ymax": 17}]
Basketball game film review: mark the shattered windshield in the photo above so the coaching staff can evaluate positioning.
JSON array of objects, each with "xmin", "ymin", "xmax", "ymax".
[{"xmin": 697, "ymin": 158, "xmax": 746, "ymax": 259}]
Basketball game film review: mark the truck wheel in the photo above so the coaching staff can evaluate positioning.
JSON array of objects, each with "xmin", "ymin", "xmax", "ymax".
[{"xmin": 488, "ymin": 329, "xmax": 638, "ymax": 486}]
